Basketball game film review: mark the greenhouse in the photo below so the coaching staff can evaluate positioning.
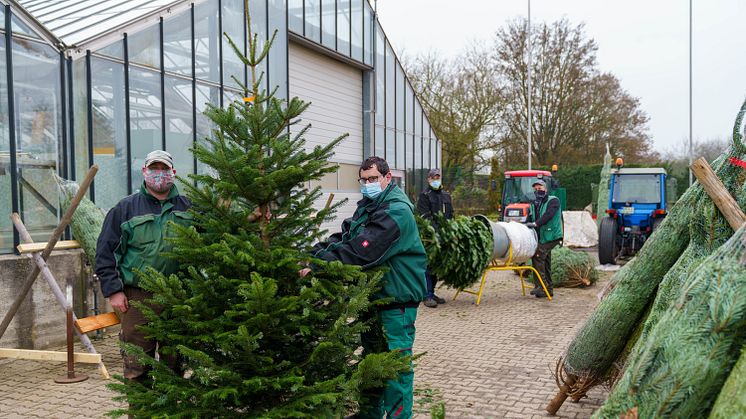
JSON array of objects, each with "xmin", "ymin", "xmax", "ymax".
[{"xmin": 0, "ymin": 0, "xmax": 440, "ymax": 253}]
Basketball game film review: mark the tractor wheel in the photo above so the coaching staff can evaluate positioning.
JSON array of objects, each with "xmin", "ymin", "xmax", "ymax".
[
  {"xmin": 598, "ymin": 217, "xmax": 619, "ymax": 265},
  {"xmin": 652, "ymin": 217, "xmax": 663, "ymax": 232}
]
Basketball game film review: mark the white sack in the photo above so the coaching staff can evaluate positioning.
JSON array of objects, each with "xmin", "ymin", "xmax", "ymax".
[{"xmin": 562, "ymin": 210, "xmax": 599, "ymax": 248}]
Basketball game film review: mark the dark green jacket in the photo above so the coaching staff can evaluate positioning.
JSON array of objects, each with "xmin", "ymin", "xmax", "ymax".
[
  {"xmin": 95, "ymin": 183, "xmax": 192, "ymax": 297},
  {"xmin": 313, "ymin": 183, "xmax": 427, "ymax": 304},
  {"xmin": 529, "ymin": 195, "xmax": 563, "ymax": 244}
]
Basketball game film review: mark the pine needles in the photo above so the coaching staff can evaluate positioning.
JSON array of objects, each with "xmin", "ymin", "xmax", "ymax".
[{"xmin": 550, "ymin": 247, "xmax": 598, "ymax": 288}]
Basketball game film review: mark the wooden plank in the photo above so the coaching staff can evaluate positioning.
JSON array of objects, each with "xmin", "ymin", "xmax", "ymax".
[
  {"xmin": 17, "ymin": 240, "xmax": 81, "ymax": 254},
  {"xmin": 0, "ymin": 348, "xmax": 102, "ymax": 364},
  {"xmin": 691, "ymin": 157, "xmax": 746, "ymax": 230},
  {"xmin": 75, "ymin": 312, "xmax": 120, "ymax": 334}
]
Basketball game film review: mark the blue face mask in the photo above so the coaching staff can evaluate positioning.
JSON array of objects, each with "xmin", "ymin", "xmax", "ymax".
[
  {"xmin": 430, "ymin": 180, "xmax": 442, "ymax": 189},
  {"xmin": 361, "ymin": 182, "xmax": 383, "ymax": 199}
]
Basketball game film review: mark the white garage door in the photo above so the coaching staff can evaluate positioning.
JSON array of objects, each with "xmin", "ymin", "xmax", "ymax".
[
  {"xmin": 289, "ymin": 42, "xmax": 364, "ymax": 234},
  {"xmin": 289, "ymin": 42, "xmax": 363, "ymax": 164}
]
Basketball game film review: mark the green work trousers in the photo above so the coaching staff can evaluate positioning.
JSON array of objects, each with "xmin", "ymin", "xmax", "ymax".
[{"xmin": 358, "ymin": 306, "xmax": 418, "ymax": 419}]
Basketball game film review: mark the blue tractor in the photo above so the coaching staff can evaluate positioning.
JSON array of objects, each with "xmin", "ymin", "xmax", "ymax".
[{"xmin": 598, "ymin": 165, "xmax": 669, "ymax": 265}]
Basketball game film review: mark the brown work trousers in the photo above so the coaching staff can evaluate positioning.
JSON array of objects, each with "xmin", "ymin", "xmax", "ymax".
[{"xmin": 117, "ymin": 287, "xmax": 175, "ymax": 382}]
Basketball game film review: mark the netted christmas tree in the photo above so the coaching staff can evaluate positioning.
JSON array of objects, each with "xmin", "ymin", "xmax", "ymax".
[{"xmin": 108, "ymin": 3, "xmax": 409, "ymax": 416}]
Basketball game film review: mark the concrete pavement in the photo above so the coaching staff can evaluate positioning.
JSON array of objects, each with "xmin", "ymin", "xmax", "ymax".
[{"xmin": 0, "ymin": 269, "xmax": 609, "ymax": 418}]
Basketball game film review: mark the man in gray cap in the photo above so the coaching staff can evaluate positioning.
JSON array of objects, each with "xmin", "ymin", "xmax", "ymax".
[
  {"xmin": 417, "ymin": 168, "xmax": 454, "ymax": 308},
  {"xmin": 526, "ymin": 179, "xmax": 563, "ymax": 298},
  {"xmin": 96, "ymin": 150, "xmax": 192, "ymax": 385}
]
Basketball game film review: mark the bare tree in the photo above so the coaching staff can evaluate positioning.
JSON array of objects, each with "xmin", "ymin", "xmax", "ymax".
[
  {"xmin": 407, "ymin": 48, "xmax": 503, "ymax": 187},
  {"xmin": 493, "ymin": 19, "xmax": 656, "ymax": 167}
]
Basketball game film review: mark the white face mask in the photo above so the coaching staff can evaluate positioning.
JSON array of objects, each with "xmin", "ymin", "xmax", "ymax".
[{"xmin": 430, "ymin": 180, "xmax": 441, "ymax": 189}]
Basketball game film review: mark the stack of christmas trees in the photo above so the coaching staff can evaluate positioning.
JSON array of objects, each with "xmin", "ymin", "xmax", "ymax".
[{"xmin": 547, "ymin": 98, "xmax": 746, "ymax": 417}]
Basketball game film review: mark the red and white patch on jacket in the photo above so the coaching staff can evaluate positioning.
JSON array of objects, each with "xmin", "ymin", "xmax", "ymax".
[{"xmin": 361, "ymin": 240, "xmax": 369, "ymax": 248}]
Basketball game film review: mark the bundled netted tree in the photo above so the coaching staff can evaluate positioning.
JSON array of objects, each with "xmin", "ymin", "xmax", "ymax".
[
  {"xmin": 550, "ymin": 247, "xmax": 598, "ymax": 288},
  {"xmin": 708, "ymin": 346, "xmax": 746, "ymax": 418},
  {"xmin": 594, "ymin": 226, "xmax": 746, "ymax": 418},
  {"xmin": 549, "ymin": 98, "xmax": 746, "ymax": 409},
  {"xmin": 417, "ymin": 214, "xmax": 492, "ymax": 290},
  {"xmin": 108, "ymin": 3, "xmax": 409, "ymax": 417},
  {"xmin": 596, "ymin": 145, "xmax": 612, "ymax": 225},
  {"xmin": 58, "ymin": 177, "xmax": 105, "ymax": 269}
]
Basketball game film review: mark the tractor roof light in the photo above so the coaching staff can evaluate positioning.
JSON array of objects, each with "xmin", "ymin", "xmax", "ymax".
[
  {"xmin": 551, "ymin": 164, "xmax": 558, "ymax": 172},
  {"xmin": 615, "ymin": 157, "xmax": 624, "ymax": 169}
]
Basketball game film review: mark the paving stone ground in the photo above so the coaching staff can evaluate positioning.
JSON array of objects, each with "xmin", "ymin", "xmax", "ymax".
[{"xmin": 0, "ymin": 263, "xmax": 611, "ymax": 418}]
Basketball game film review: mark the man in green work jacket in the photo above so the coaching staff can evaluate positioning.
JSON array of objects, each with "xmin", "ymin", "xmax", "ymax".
[
  {"xmin": 309, "ymin": 156, "xmax": 427, "ymax": 419},
  {"xmin": 95, "ymin": 150, "xmax": 192, "ymax": 384},
  {"xmin": 526, "ymin": 179, "xmax": 563, "ymax": 298}
]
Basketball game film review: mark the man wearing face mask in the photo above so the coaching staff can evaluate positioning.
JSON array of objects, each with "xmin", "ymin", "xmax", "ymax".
[
  {"xmin": 95, "ymin": 150, "xmax": 192, "ymax": 385},
  {"xmin": 525, "ymin": 179, "xmax": 563, "ymax": 298},
  {"xmin": 309, "ymin": 156, "xmax": 427, "ymax": 419},
  {"xmin": 416, "ymin": 168, "xmax": 453, "ymax": 308}
]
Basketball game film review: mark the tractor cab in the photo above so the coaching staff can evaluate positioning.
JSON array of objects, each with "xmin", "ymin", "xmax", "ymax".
[
  {"xmin": 598, "ymin": 161, "xmax": 668, "ymax": 264},
  {"xmin": 501, "ymin": 169, "xmax": 566, "ymax": 222}
]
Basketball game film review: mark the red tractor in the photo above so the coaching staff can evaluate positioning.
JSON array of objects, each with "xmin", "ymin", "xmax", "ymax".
[{"xmin": 500, "ymin": 167, "xmax": 566, "ymax": 222}]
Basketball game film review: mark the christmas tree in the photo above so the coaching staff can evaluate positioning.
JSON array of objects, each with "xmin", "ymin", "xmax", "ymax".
[{"xmin": 109, "ymin": 2, "xmax": 410, "ymax": 416}]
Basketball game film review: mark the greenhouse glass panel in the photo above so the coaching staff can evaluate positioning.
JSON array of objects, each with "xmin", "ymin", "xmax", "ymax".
[
  {"xmin": 351, "ymin": 0, "xmax": 362, "ymax": 62},
  {"xmin": 223, "ymin": 0, "xmax": 246, "ymax": 89},
  {"xmin": 384, "ymin": 41, "xmax": 394, "ymax": 160},
  {"xmin": 90, "ymin": 57, "xmax": 127, "ymax": 210},
  {"xmin": 12, "ymin": 39, "xmax": 62, "ymax": 243},
  {"xmin": 304, "ymin": 0, "xmax": 321, "ymax": 43},
  {"xmin": 11, "ymin": 15, "xmax": 39, "ymax": 39},
  {"xmin": 374, "ymin": 22, "xmax": 384, "ymax": 125},
  {"xmin": 268, "ymin": 0, "xmax": 287, "ymax": 100},
  {"xmin": 288, "ymin": 0, "xmax": 303, "ymax": 34},
  {"xmin": 374, "ymin": 125, "xmax": 384, "ymax": 158},
  {"xmin": 321, "ymin": 0, "xmax": 335, "ymax": 49},
  {"xmin": 163, "ymin": 9, "xmax": 192, "ymax": 76},
  {"xmin": 97, "ymin": 41, "xmax": 124, "ymax": 60},
  {"xmin": 165, "ymin": 75, "xmax": 194, "ymax": 188},
  {"xmin": 128, "ymin": 67, "xmax": 163, "ymax": 191},
  {"xmin": 0, "ymin": 32, "xmax": 10, "ymax": 252},
  {"xmin": 336, "ymin": 0, "xmax": 350, "ymax": 56},
  {"xmin": 194, "ymin": 1, "xmax": 221, "ymax": 83},
  {"xmin": 362, "ymin": 2, "xmax": 372, "ymax": 65},
  {"xmin": 195, "ymin": 83, "xmax": 220, "ymax": 176},
  {"xmin": 247, "ymin": 0, "xmax": 267, "ymax": 93},
  {"xmin": 128, "ymin": 24, "xmax": 160, "ymax": 70},
  {"xmin": 73, "ymin": 59, "xmax": 88, "ymax": 184}
]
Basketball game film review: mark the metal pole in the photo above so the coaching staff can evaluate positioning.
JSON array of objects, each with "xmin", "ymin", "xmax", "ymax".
[
  {"xmin": 55, "ymin": 278, "xmax": 88, "ymax": 383},
  {"xmin": 688, "ymin": 0, "xmax": 693, "ymax": 186},
  {"xmin": 527, "ymin": 0, "xmax": 532, "ymax": 170}
]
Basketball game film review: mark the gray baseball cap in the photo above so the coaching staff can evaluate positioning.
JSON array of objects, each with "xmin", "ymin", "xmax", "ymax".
[
  {"xmin": 532, "ymin": 179, "xmax": 546, "ymax": 188},
  {"xmin": 144, "ymin": 150, "xmax": 174, "ymax": 168},
  {"xmin": 427, "ymin": 168, "xmax": 441, "ymax": 178}
]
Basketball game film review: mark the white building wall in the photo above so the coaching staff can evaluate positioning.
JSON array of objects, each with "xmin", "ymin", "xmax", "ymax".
[{"xmin": 288, "ymin": 41, "xmax": 364, "ymax": 234}]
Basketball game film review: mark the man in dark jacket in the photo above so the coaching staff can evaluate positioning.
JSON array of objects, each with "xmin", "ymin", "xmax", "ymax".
[
  {"xmin": 416, "ymin": 168, "xmax": 453, "ymax": 308},
  {"xmin": 95, "ymin": 150, "xmax": 192, "ymax": 384},
  {"xmin": 526, "ymin": 179, "xmax": 563, "ymax": 298},
  {"xmin": 310, "ymin": 156, "xmax": 427, "ymax": 419}
]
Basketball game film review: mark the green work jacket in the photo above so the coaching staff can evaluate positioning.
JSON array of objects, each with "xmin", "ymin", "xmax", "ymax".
[{"xmin": 529, "ymin": 195, "xmax": 563, "ymax": 244}]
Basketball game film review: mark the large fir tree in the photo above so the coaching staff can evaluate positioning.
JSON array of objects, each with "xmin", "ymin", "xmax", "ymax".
[{"xmin": 109, "ymin": 2, "xmax": 409, "ymax": 416}]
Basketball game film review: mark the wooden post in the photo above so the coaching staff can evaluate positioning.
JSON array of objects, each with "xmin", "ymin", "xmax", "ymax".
[
  {"xmin": 10, "ymin": 213, "xmax": 109, "ymax": 379},
  {"xmin": 690, "ymin": 157, "xmax": 746, "ymax": 230},
  {"xmin": 0, "ymin": 165, "xmax": 98, "ymax": 340}
]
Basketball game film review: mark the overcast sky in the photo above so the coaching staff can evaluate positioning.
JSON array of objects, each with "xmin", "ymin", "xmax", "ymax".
[{"xmin": 375, "ymin": 0, "xmax": 746, "ymax": 158}]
